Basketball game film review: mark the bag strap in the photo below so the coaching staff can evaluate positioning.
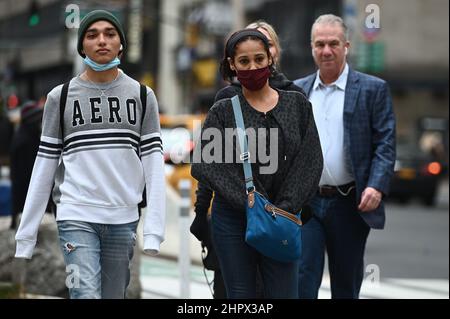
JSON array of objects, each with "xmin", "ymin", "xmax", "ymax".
[
  {"xmin": 59, "ymin": 81, "xmax": 70, "ymax": 147},
  {"xmin": 231, "ymin": 95, "xmax": 255, "ymax": 193},
  {"xmin": 140, "ymin": 84, "xmax": 147, "ymax": 127},
  {"xmin": 138, "ymin": 84, "xmax": 148, "ymax": 210}
]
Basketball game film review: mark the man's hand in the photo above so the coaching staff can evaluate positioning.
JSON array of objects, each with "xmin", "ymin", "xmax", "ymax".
[{"xmin": 358, "ymin": 187, "xmax": 382, "ymax": 212}]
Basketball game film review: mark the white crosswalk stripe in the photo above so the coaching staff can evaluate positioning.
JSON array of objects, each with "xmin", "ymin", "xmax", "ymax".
[
  {"xmin": 140, "ymin": 256, "xmax": 449, "ymax": 299},
  {"xmin": 319, "ymin": 274, "xmax": 449, "ymax": 299}
]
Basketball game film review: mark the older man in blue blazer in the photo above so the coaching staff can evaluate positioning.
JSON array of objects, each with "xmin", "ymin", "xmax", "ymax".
[{"xmin": 294, "ymin": 14, "xmax": 396, "ymax": 299}]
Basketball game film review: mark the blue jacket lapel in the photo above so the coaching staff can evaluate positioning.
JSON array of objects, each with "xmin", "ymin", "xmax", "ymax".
[
  {"xmin": 303, "ymin": 74, "xmax": 316, "ymax": 97},
  {"xmin": 343, "ymin": 69, "xmax": 360, "ymax": 167},
  {"xmin": 344, "ymin": 69, "xmax": 360, "ymax": 116}
]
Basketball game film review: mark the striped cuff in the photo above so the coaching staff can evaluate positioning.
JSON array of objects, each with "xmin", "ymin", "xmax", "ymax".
[
  {"xmin": 37, "ymin": 136, "xmax": 62, "ymax": 159},
  {"xmin": 140, "ymin": 132, "xmax": 163, "ymax": 157}
]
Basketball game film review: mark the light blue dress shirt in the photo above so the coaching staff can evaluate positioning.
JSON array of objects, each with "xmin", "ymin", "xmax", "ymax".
[{"xmin": 310, "ymin": 63, "xmax": 354, "ymax": 186}]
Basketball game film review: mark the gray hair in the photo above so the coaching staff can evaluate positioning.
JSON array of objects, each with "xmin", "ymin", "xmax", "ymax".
[{"xmin": 311, "ymin": 14, "xmax": 349, "ymax": 42}]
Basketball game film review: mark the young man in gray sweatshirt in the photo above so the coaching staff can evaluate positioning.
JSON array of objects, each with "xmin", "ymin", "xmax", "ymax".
[{"xmin": 14, "ymin": 10, "xmax": 166, "ymax": 299}]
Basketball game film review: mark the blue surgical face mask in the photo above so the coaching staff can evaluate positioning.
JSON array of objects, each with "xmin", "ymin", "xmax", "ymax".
[{"xmin": 83, "ymin": 56, "xmax": 121, "ymax": 72}]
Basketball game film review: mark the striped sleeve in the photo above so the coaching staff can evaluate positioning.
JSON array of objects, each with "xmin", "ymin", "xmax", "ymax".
[
  {"xmin": 15, "ymin": 86, "xmax": 62, "ymax": 259},
  {"xmin": 140, "ymin": 132, "xmax": 163, "ymax": 157},
  {"xmin": 15, "ymin": 157, "xmax": 59, "ymax": 258},
  {"xmin": 37, "ymin": 136, "xmax": 63, "ymax": 159},
  {"xmin": 140, "ymin": 86, "xmax": 166, "ymax": 254},
  {"xmin": 139, "ymin": 87, "xmax": 163, "ymax": 158}
]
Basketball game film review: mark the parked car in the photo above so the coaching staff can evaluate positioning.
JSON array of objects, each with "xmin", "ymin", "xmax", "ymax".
[{"xmin": 389, "ymin": 140, "xmax": 445, "ymax": 206}]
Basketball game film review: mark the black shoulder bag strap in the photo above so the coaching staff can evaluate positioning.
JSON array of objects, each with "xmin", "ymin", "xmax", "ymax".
[
  {"xmin": 51, "ymin": 81, "xmax": 70, "ymax": 216},
  {"xmin": 59, "ymin": 81, "xmax": 70, "ymax": 146},
  {"xmin": 138, "ymin": 83, "xmax": 147, "ymax": 210},
  {"xmin": 140, "ymin": 84, "xmax": 147, "ymax": 126}
]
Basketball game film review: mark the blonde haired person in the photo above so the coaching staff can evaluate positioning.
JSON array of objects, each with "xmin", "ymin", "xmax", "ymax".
[{"xmin": 246, "ymin": 20, "xmax": 282, "ymax": 69}]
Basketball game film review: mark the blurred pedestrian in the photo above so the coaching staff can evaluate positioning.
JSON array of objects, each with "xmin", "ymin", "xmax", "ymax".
[
  {"xmin": 0, "ymin": 101, "xmax": 14, "ymax": 165},
  {"xmin": 14, "ymin": 10, "xmax": 166, "ymax": 299},
  {"xmin": 294, "ymin": 14, "xmax": 396, "ymax": 299},
  {"xmin": 420, "ymin": 131, "xmax": 446, "ymax": 164},
  {"xmin": 191, "ymin": 29, "xmax": 322, "ymax": 298},
  {"xmin": 9, "ymin": 101, "xmax": 43, "ymax": 230},
  {"xmin": 190, "ymin": 20, "xmax": 311, "ymax": 299}
]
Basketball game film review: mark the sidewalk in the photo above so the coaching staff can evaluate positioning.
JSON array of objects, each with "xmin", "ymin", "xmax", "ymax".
[
  {"xmin": 1, "ymin": 180, "xmax": 448, "ymax": 299},
  {"xmin": 137, "ymin": 185, "xmax": 210, "ymax": 298},
  {"xmin": 140, "ymin": 255, "xmax": 213, "ymax": 299},
  {"xmin": 138, "ymin": 253, "xmax": 449, "ymax": 299}
]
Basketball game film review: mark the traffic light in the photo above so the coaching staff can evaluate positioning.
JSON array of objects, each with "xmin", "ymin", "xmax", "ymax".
[
  {"xmin": 7, "ymin": 94, "xmax": 19, "ymax": 109},
  {"xmin": 28, "ymin": 0, "xmax": 40, "ymax": 27},
  {"xmin": 356, "ymin": 41, "xmax": 385, "ymax": 73}
]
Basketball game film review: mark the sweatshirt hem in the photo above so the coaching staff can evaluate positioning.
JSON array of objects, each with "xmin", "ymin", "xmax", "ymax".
[{"xmin": 55, "ymin": 203, "xmax": 139, "ymax": 224}]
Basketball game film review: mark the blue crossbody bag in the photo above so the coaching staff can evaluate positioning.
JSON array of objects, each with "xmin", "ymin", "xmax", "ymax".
[{"xmin": 231, "ymin": 95, "xmax": 302, "ymax": 263}]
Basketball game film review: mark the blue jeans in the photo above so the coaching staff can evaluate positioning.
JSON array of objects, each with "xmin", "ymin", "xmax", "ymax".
[
  {"xmin": 57, "ymin": 220, "xmax": 138, "ymax": 299},
  {"xmin": 211, "ymin": 200, "xmax": 299, "ymax": 299},
  {"xmin": 298, "ymin": 192, "xmax": 370, "ymax": 299}
]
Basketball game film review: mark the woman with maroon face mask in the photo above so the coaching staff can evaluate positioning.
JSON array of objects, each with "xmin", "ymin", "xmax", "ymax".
[
  {"xmin": 191, "ymin": 29, "xmax": 323, "ymax": 299},
  {"xmin": 191, "ymin": 23, "xmax": 311, "ymax": 299},
  {"xmin": 225, "ymin": 30, "xmax": 278, "ymax": 111}
]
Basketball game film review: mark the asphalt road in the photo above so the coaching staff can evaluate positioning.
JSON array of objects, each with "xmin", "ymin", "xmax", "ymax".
[{"xmin": 365, "ymin": 200, "xmax": 449, "ymax": 280}]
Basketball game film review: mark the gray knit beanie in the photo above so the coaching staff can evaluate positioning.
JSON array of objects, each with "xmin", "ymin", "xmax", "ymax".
[{"xmin": 77, "ymin": 10, "xmax": 126, "ymax": 58}]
